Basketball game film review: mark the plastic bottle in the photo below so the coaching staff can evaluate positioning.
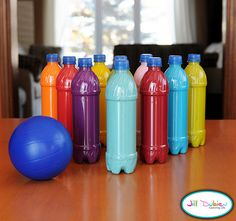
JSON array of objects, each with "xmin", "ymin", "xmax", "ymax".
[
  {"xmin": 56, "ymin": 56, "xmax": 78, "ymax": 138},
  {"xmin": 140, "ymin": 57, "xmax": 169, "ymax": 164},
  {"xmin": 72, "ymin": 58, "xmax": 100, "ymax": 163},
  {"xmin": 185, "ymin": 54, "xmax": 207, "ymax": 147},
  {"xmin": 134, "ymin": 54, "xmax": 152, "ymax": 148},
  {"xmin": 165, "ymin": 55, "xmax": 189, "ymax": 154},
  {"xmin": 40, "ymin": 54, "xmax": 61, "ymax": 119},
  {"xmin": 106, "ymin": 59, "xmax": 137, "ymax": 174},
  {"xmin": 110, "ymin": 55, "xmax": 132, "ymax": 76},
  {"xmin": 92, "ymin": 54, "xmax": 110, "ymax": 146}
]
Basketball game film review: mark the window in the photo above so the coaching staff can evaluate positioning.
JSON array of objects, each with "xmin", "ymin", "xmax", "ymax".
[
  {"xmin": 55, "ymin": 0, "xmax": 95, "ymax": 57},
  {"xmin": 141, "ymin": 0, "xmax": 175, "ymax": 44},
  {"xmin": 102, "ymin": 0, "xmax": 135, "ymax": 61},
  {"xmin": 55, "ymin": 0, "xmax": 175, "ymax": 64}
]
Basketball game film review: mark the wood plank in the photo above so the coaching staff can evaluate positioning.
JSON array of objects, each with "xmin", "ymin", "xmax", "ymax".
[
  {"xmin": 0, "ymin": 120, "xmax": 235, "ymax": 220},
  {"xmin": 0, "ymin": 0, "xmax": 17, "ymax": 117},
  {"xmin": 224, "ymin": 0, "xmax": 236, "ymax": 118}
]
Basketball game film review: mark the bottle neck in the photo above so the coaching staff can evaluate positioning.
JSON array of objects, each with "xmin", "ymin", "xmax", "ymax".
[
  {"xmin": 148, "ymin": 66, "xmax": 161, "ymax": 71},
  {"xmin": 63, "ymin": 64, "xmax": 75, "ymax": 68},
  {"xmin": 47, "ymin": 61, "xmax": 58, "ymax": 65},
  {"xmin": 188, "ymin": 62, "xmax": 200, "ymax": 65},
  {"xmin": 141, "ymin": 62, "xmax": 147, "ymax": 66},
  {"xmin": 94, "ymin": 62, "xmax": 105, "ymax": 65},
  {"xmin": 114, "ymin": 69, "xmax": 128, "ymax": 73},
  {"xmin": 79, "ymin": 66, "xmax": 91, "ymax": 71},
  {"xmin": 169, "ymin": 64, "xmax": 181, "ymax": 67}
]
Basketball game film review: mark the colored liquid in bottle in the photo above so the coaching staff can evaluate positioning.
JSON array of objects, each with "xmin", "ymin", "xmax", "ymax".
[
  {"xmin": 56, "ymin": 56, "xmax": 78, "ymax": 137},
  {"xmin": 72, "ymin": 58, "xmax": 101, "ymax": 163},
  {"xmin": 40, "ymin": 53, "xmax": 61, "ymax": 119},
  {"xmin": 106, "ymin": 59, "xmax": 137, "ymax": 174},
  {"xmin": 165, "ymin": 55, "xmax": 189, "ymax": 154},
  {"xmin": 185, "ymin": 54, "xmax": 207, "ymax": 147},
  {"xmin": 140, "ymin": 57, "xmax": 169, "ymax": 164},
  {"xmin": 134, "ymin": 53, "xmax": 152, "ymax": 147},
  {"xmin": 92, "ymin": 54, "xmax": 110, "ymax": 146}
]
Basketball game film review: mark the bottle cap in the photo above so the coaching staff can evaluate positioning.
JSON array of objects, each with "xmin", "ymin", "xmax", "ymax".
[
  {"xmin": 78, "ymin": 58, "xmax": 92, "ymax": 67},
  {"xmin": 63, "ymin": 56, "xmax": 76, "ymax": 65},
  {"xmin": 94, "ymin": 54, "xmax": 106, "ymax": 62},
  {"xmin": 114, "ymin": 60, "xmax": 129, "ymax": 70},
  {"xmin": 168, "ymin": 55, "xmax": 182, "ymax": 65},
  {"xmin": 46, "ymin": 54, "xmax": 59, "ymax": 62},
  {"xmin": 147, "ymin": 57, "xmax": 162, "ymax": 67},
  {"xmin": 188, "ymin": 54, "xmax": 201, "ymax": 62},
  {"xmin": 140, "ymin": 54, "xmax": 152, "ymax": 63},
  {"xmin": 114, "ymin": 55, "xmax": 128, "ymax": 61}
]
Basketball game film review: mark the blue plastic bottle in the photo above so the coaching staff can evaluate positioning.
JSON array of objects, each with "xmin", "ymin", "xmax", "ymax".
[
  {"xmin": 164, "ymin": 55, "xmax": 189, "ymax": 154},
  {"xmin": 106, "ymin": 59, "xmax": 137, "ymax": 174}
]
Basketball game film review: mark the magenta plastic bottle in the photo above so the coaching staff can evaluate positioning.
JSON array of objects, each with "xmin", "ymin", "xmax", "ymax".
[{"xmin": 71, "ymin": 58, "xmax": 100, "ymax": 163}]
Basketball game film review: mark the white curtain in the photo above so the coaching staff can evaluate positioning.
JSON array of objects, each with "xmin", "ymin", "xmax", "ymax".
[{"xmin": 174, "ymin": 0, "xmax": 197, "ymax": 43}]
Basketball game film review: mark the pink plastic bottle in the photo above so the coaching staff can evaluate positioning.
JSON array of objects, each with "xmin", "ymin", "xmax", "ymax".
[{"xmin": 134, "ymin": 54, "xmax": 152, "ymax": 147}]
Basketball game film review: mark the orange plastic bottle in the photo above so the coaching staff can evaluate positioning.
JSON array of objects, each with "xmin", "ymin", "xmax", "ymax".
[{"xmin": 40, "ymin": 54, "xmax": 61, "ymax": 119}]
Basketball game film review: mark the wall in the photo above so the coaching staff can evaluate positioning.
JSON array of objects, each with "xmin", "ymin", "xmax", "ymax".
[
  {"xmin": 42, "ymin": 0, "xmax": 56, "ymax": 46},
  {"xmin": 17, "ymin": 1, "xmax": 34, "ymax": 52},
  {"xmin": 20, "ymin": 0, "xmax": 56, "ymax": 46}
]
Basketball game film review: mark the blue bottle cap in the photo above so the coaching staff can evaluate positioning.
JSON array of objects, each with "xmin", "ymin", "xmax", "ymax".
[
  {"xmin": 114, "ymin": 55, "xmax": 128, "ymax": 61},
  {"xmin": 94, "ymin": 54, "xmax": 106, "ymax": 62},
  {"xmin": 86, "ymin": 58, "xmax": 93, "ymax": 67},
  {"xmin": 140, "ymin": 54, "xmax": 152, "ymax": 63},
  {"xmin": 63, "ymin": 56, "xmax": 76, "ymax": 65},
  {"xmin": 78, "ymin": 58, "xmax": 92, "ymax": 67},
  {"xmin": 46, "ymin": 54, "xmax": 59, "ymax": 62},
  {"xmin": 168, "ymin": 55, "xmax": 182, "ymax": 65},
  {"xmin": 147, "ymin": 57, "xmax": 162, "ymax": 67},
  {"xmin": 188, "ymin": 54, "xmax": 201, "ymax": 62},
  {"xmin": 114, "ymin": 60, "xmax": 129, "ymax": 70}
]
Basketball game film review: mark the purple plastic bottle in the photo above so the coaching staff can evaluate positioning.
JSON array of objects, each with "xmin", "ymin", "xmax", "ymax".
[{"xmin": 72, "ymin": 58, "xmax": 101, "ymax": 163}]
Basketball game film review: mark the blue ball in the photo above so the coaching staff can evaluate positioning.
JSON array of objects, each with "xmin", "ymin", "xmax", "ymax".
[{"xmin": 9, "ymin": 116, "xmax": 73, "ymax": 180}]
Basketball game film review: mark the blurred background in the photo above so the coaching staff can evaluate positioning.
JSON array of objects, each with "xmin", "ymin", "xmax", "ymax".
[{"xmin": 0, "ymin": 0, "xmax": 229, "ymax": 119}]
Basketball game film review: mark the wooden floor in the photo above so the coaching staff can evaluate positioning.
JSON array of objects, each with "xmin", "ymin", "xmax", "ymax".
[{"xmin": 0, "ymin": 119, "xmax": 235, "ymax": 220}]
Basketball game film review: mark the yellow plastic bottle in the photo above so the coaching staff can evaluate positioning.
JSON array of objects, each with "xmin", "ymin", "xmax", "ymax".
[
  {"xmin": 92, "ymin": 54, "xmax": 111, "ymax": 146},
  {"xmin": 185, "ymin": 54, "xmax": 207, "ymax": 147},
  {"xmin": 40, "ymin": 54, "xmax": 61, "ymax": 119}
]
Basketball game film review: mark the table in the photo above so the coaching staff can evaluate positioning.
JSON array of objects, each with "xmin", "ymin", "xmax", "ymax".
[{"xmin": 0, "ymin": 119, "xmax": 235, "ymax": 220}]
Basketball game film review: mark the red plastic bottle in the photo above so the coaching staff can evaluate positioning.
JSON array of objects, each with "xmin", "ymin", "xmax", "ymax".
[
  {"xmin": 56, "ymin": 56, "xmax": 78, "ymax": 138},
  {"xmin": 140, "ymin": 57, "xmax": 169, "ymax": 164}
]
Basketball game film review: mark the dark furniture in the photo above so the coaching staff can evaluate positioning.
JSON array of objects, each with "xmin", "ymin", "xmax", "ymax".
[
  {"xmin": 114, "ymin": 44, "xmax": 223, "ymax": 119},
  {"xmin": 16, "ymin": 45, "xmax": 62, "ymax": 117}
]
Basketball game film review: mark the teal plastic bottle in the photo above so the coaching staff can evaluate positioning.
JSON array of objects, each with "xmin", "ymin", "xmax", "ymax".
[
  {"xmin": 106, "ymin": 59, "xmax": 137, "ymax": 174},
  {"xmin": 110, "ymin": 55, "xmax": 132, "ymax": 76},
  {"xmin": 165, "ymin": 55, "xmax": 189, "ymax": 155}
]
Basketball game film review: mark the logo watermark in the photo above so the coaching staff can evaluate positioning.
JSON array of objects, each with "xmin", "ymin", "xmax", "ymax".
[{"xmin": 181, "ymin": 190, "xmax": 233, "ymax": 219}]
